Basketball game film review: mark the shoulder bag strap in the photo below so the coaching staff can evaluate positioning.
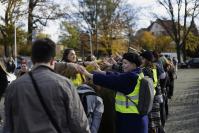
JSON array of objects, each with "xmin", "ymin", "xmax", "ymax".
[{"xmin": 29, "ymin": 71, "xmax": 62, "ymax": 133}]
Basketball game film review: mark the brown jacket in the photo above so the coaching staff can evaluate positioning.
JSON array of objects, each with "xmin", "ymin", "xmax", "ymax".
[{"xmin": 54, "ymin": 62, "xmax": 78, "ymax": 79}]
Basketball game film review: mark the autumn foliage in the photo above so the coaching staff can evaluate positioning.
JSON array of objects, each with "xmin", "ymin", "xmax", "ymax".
[{"xmin": 136, "ymin": 31, "xmax": 175, "ymax": 52}]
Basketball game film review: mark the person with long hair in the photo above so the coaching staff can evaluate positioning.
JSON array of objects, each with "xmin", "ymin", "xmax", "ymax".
[
  {"xmin": 57, "ymin": 48, "xmax": 85, "ymax": 87},
  {"xmin": 60, "ymin": 49, "xmax": 104, "ymax": 133}
]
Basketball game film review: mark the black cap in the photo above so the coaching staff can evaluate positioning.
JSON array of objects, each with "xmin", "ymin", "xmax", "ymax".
[
  {"xmin": 122, "ymin": 53, "xmax": 142, "ymax": 67},
  {"xmin": 140, "ymin": 51, "xmax": 154, "ymax": 62}
]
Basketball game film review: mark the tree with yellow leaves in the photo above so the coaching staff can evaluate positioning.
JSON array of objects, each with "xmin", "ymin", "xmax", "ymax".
[
  {"xmin": 138, "ymin": 31, "xmax": 156, "ymax": 50},
  {"xmin": 185, "ymin": 32, "xmax": 199, "ymax": 57},
  {"xmin": 137, "ymin": 31, "xmax": 175, "ymax": 52},
  {"xmin": 155, "ymin": 36, "xmax": 174, "ymax": 52}
]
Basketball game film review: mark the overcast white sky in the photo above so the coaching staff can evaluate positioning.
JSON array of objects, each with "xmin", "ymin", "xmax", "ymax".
[
  {"xmin": 43, "ymin": 0, "xmax": 164, "ymax": 42},
  {"xmin": 0, "ymin": 0, "xmax": 189, "ymax": 42}
]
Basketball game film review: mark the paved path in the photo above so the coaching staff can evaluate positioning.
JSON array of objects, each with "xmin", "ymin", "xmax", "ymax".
[{"xmin": 165, "ymin": 69, "xmax": 199, "ymax": 133}]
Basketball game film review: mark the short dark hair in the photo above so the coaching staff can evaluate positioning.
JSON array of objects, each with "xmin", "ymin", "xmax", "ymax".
[
  {"xmin": 62, "ymin": 48, "xmax": 74, "ymax": 62},
  {"xmin": 153, "ymin": 51, "xmax": 160, "ymax": 59},
  {"xmin": 31, "ymin": 38, "xmax": 56, "ymax": 63},
  {"xmin": 122, "ymin": 52, "xmax": 142, "ymax": 67},
  {"xmin": 140, "ymin": 51, "xmax": 154, "ymax": 62}
]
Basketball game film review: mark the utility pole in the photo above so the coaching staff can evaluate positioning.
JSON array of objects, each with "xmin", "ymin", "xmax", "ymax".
[
  {"xmin": 14, "ymin": 22, "xmax": 17, "ymax": 67},
  {"xmin": 89, "ymin": 30, "xmax": 93, "ymax": 57}
]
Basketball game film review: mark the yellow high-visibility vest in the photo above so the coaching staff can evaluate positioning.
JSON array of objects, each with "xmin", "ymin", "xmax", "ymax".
[
  {"xmin": 71, "ymin": 73, "xmax": 85, "ymax": 87},
  {"xmin": 152, "ymin": 68, "xmax": 158, "ymax": 88},
  {"xmin": 115, "ymin": 73, "xmax": 144, "ymax": 114}
]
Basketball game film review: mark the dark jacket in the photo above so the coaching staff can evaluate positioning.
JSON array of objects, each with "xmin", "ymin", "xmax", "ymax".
[
  {"xmin": 4, "ymin": 65, "xmax": 90, "ymax": 133},
  {"xmin": 93, "ymin": 68, "xmax": 148, "ymax": 133},
  {"xmin": 0, "ymin": 71, "xmax": 8, "ymax": 98},
  {"xmin": 93, "ymin": 68, "xmax": 141, "ymax": 95}
]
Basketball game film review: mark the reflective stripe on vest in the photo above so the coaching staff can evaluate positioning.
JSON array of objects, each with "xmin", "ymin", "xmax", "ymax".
[
  {"xmin": 115, "ymin": 73, "xmax": 144, "ymax": 114},
  {"xmin": 152, "ymin": 68, "xmax": 157, "ymax": 95},
  {"xmin": 152, "ymin": 68, "xmax": 158, "ymax": 88}
]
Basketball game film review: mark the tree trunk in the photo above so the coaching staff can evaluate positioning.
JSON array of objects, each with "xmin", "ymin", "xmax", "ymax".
[
  {"xmin": 27, "ymin": 1, "xmax": 34, "ymax": 45},
  {"xmin": 95, "ymin": 1, "xmax": 99, "ymax": 58},
  {"xmin": 4, "ymin": 43, "xmax": 10, "ymax": 57},
  {"xmin": 182, "ymin": 41, "xmax": 187, "ymax": 62},
  {"xmin": 95, "ymin": 30, "xmax": 98, "ymax": 58},
  {"xmin": 11, "ymin": 41, "xmax": 14, "ymax": 57},
  {"xmin": 3, "ymin": 36, "xmax": 10, "ymax": 57},
  {"xmin": 176, "ymin": 42, "xmax": 181, "ymax": 63},
  {"xmin": 80, "ymin": 41, "xmax": 85, "ymax": 61}
]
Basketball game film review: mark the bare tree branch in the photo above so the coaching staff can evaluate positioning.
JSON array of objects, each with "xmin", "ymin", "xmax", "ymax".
[{"xmin": 155, "ymin": 0, "xmax": 199, "ymax": 62}]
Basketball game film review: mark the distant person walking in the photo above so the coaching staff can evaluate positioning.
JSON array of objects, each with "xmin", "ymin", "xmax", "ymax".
[
  {"xmin": 172, "ymin": 57, "xmax": 178, "ymax": 79},
  {"xmin": 172, "ymin": 57, "xmax": 178, "ymax": 72},
  {"xmin": 4, "ymin": 38, "xmax": 90, "ymax": 133}
]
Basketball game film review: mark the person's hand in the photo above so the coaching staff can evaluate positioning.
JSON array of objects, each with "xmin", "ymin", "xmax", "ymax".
[
  {"xmin": 90, "ymin": 61, "xmax": 101, "ymax": 71},
  {"xmin": 66, "ymin": 63, "xmax": 79, "ymax": 72},
  {"xmin": 109, "ymin": 57, "xmax": 117, "ymax": 65},
  {"xmin": 103, "ymin": 58, "xmax": 113, "ymax": 68},
  {"xmin": 77, "ymin": 65, "xmax": 86, "ymax": 74},
  {"xmin": 77, "ymin": 65, "xmax": 93, "ymax": 79},
  {"xmin": 83, "ymin": 61, "xmax": 93, "ymax": 66},
  {"xmin": 115, "ymin": 52, "xmax": 122, "ymax": 60}
]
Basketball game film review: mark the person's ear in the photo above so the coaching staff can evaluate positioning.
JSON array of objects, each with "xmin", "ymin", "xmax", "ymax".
[{"xmin": 50, "ymin": 58, "xmax": 55, "ymax": 66}]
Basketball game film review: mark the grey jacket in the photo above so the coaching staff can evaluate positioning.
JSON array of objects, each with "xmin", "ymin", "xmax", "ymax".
[{"xmin": 3, "ymin": 65, "xmax": 90, "ymax": 133}]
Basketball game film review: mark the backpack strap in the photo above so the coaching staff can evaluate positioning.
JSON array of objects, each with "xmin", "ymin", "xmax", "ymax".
[
  {"xmin": 125, "ymin": 95, "xmax": 139, "ymax": 109},
  {"xmin": 29, "ymin": 71, "xmax": 62, "ymax": 133}
]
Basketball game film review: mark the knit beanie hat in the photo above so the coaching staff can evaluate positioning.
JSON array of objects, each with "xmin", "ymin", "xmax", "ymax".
[
  {"xmin": 140, "ymin": 51, "xmax": 154, "ymax": 62},
  {"xmin": 122, "ymin": 53, "xmax": 142, "ymax": 67}
]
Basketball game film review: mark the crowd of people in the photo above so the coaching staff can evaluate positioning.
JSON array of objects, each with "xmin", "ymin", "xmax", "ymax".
[{"xmin": 0, "ymin": 38, "xmax": 177, "ymax": 133}]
